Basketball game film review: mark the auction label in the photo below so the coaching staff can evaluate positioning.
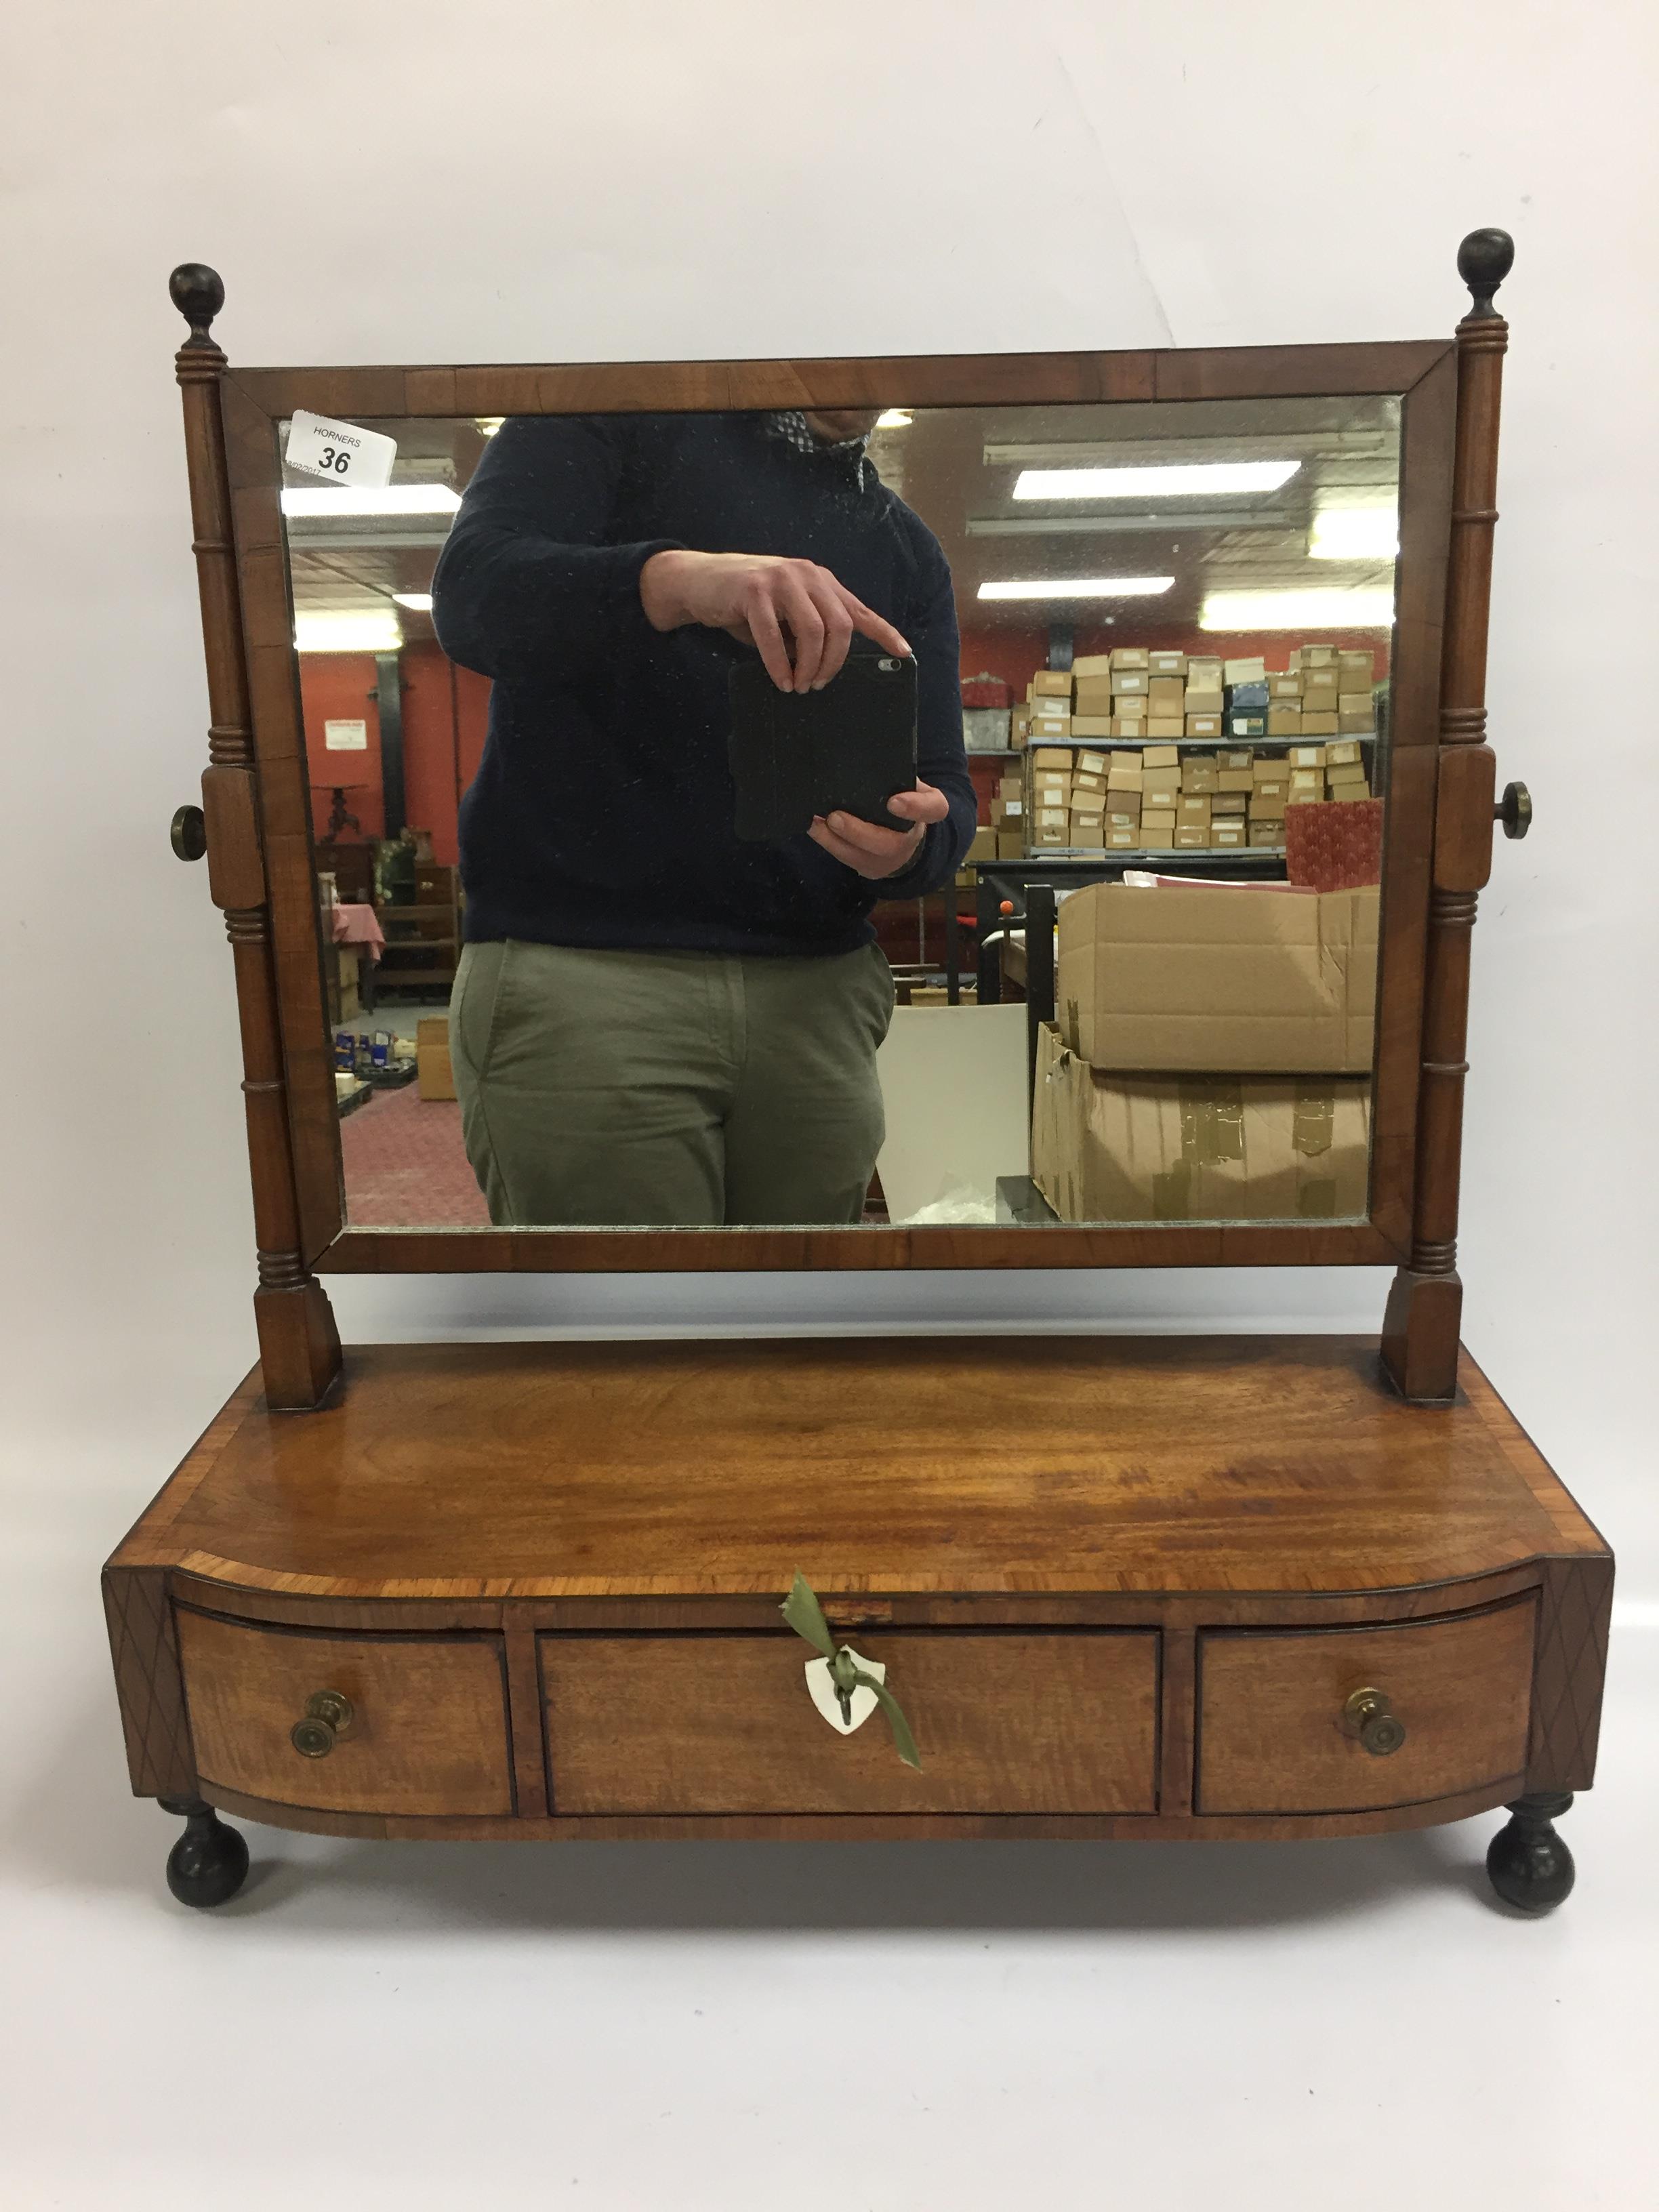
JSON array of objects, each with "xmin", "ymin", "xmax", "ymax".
[{"xmin": 285, "ymin": 409, "xmax": 397, "ymax": 490}]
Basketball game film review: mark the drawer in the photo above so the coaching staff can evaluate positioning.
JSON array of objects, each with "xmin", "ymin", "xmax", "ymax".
[
  {"xmin": 541, "ymin": 1631, "xmax": 1158, "ymax": 1815},
  {"xmin": 176, "ymin": 1609, "xmax": 515, "ymax": 1816},
  {"xmin": 1197, "ymin": 1597, "xmax": 1536, "ymax": 1815}
]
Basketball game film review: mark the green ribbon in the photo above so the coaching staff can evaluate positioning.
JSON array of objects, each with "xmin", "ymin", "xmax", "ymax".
[{"xmin": 780, "ymin": 1572, "xmax": 922, "ymax": 1771}]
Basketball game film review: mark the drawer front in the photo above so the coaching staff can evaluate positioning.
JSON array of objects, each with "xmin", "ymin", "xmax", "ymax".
[
  {"xmin": 1197, "ymin": 1597, "xmax": 1536, "ymax": 1815},
  {"xmin": 541, "ymin": 1631, "xmax": 1159, "ymax": 1815},
  {"xmin": 177, "ymin": 1610, "xmax": 514, "ymax": 1816}
]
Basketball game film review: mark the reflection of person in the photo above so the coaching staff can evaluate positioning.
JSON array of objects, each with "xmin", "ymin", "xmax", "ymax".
[{"xmin": 431, "ymin": 408, "xmax": 975, "ymax": 1227}]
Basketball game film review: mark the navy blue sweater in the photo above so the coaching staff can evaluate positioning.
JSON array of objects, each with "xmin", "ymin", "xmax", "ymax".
[{"xmin": 430, "ymin": 412, "xmax": 975, "ymax": 957}]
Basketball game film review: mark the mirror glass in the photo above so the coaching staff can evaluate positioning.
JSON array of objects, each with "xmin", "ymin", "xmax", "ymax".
[{"xmin": 283, "ymin": 393, "xmax": 1399, "ymax": 1231}]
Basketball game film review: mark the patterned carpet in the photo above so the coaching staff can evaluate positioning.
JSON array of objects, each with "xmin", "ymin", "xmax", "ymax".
[{"xmin": 340, "ymin": 1082, "xmax": 491, "ymax": 1227}]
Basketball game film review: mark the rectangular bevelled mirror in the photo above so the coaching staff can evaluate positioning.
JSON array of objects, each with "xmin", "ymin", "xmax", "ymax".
[{"xmin": 215, "ymin": 340, "xmax": 1450, "ymax": 1272}]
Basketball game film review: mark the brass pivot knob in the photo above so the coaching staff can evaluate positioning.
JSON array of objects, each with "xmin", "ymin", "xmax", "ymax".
[
  {"xmin": 171, "ymin": 804, "xmax": 207, "ymax": 861},
  {"xmin": 1494, "ymin": 781, "xmax": 1532, "ymax": 839},
  {"xmin": 1343, "ymin": 1687, "xmax": 1406, "ymax": 1757},
  {"xmin": 290, "ymin": 1689, "xmax": 354, "ymax": 1758}
]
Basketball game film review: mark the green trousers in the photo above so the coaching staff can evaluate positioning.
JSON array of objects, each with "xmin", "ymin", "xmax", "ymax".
[{"xmin": 449, "ymin": 938, "xmax": 895, "ymax": 1227}]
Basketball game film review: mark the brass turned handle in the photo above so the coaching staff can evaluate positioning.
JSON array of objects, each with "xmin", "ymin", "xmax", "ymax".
[
  {"xmin": 1343, "ymin": 1687, "xmax": 1406, "ymax": 1757},
  {"xmin": 290, "ymin": 1689, "xmax": 354, "ymax": 1759},
  {"xmin": 1494, "ymin": 781, "xmax": 1532, "ymax": 840},
  {"xmin": 171, "ymin": 804, "xmax": 207, "ymax": 861}
]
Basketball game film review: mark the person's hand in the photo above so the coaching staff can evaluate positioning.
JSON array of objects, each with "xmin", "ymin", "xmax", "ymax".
[
  {"xmin": 808, "ymin": 782, "xmax": 949, "ymax": 879},
  {"xmin": 639, "ymin": 548, "xmax": 910, "ymax": 693}
]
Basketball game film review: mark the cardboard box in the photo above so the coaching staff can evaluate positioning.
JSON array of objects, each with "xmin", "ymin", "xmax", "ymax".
[
  {"xmin": 1218, "ymin": 750, "xmax": 1254, "ymax": 771},
  {"xmin": 1072, "ymin": 679, "xmax": 1115, "ymax": 716},
  {"xmin": 1325, "ymin": 740, "xmax": 1364, "ymax": 768},
  {"xmin": 1302, "ymin": 674, "xmax": 1341, "ymax": 707},
  {"xmin": 1033, "ymin": 826, "xmax": 1070, "ymax": 848},
  {"xmin": 1034, "ymin": 805, "xmax": 1070, "ymax": 831},
  {"xmin": 1250, "ymin": 781, "xmax": 1289, "ymax": 813},
  {"xmin": 1184, "ymin": 689, "xmax": 1225, "ymax": 718},
  {"xmin": 1071, "ymin": 653, "xmax": 1114, "ymax": 679},
  {"xmin": 417, "ymin": 1017, "xmax": 456, "ymax": 1103},
  {"xmin": 1142, "ymin": 780, "xmax": 1181, "ymax": 813},
  {"xmin": 1297, "ymin": 644, "xmax": 1340, "ymax": 670},
  {"xmin": 1217, "ymin": 769, "xmax": 1256, "ymax": 794},
  {"xmin": 1336, "ymin": 693, "xmax": 1374, "ymax": 720},
  {"xmin": 1338, "ymin": 710, "xmax": 1375, "ymax": 735},
  {"xmin": 1071, "ymin": 823, "xmax": 1105, "ymax": 848},
  {"xmin": 1147, "ymin": 675, "xmax": 1186, "ymax": 708},
  {"xmin": 1288, "ymin": 744, "xmax": 1328, "ymax": 769},
  {"xmin": 1031, "ymin": 714, "xmax": 1073, "ymax": 737},
  {"xmin": 1147, "ymin": 650, "xmax": 1187, "ymax": 676},
  {"xmin": 1267, "ymin": 706, "xmax": 1304, "ymax": 737},
  {"xmin": 1249, "ymin": 818, "xmax": 1286, "ymax": 847},
  {"xmin": 1181, "ymin": 761, "xmax": 1220, "ymax": 794},
  {"xmin": 1112, "ymin": 671, "xmax": 1150, "ymax": 697},
  {"xmin": 1105, "ymin": 805, "xmax": 1143, "ymax": 830},
  {"xmin": 1106, "ymin": 758, "xmax": 1144, "ymax": 790},
  {"xmin": 1338, "ymin": 650, "xmax": 1375, "ymax": 688},
  {"xmin": 1186, "ymin": 714, "xmax": 1223, "ymax": 738},
  {"xmin": 1146, "ymin": 716, "xmax": 1186, "ymax": 739},
  {"xmin": 1326, "ymin": 764, "xmax": 1370, "ymax": 792},
  {"xmin": 1227, "ymin": 681, "xmax": 1271, "ymax": 710},
  {"xmin": 1223, "ymin": 657, "xmax": 1267, "ymax": 685},
  {"xmin": 1187, "ymin": 657, "xmax": 1224, "ymax": 689},
  {"xmin": 1177, "ymin": 794, "xmax": 1213, "ymax": 823},
  {"xmin": 996, "ymin": 830, "xmax": 1025, "ymax": 859},
  {"xmin": 1031, "ymin": 746, "xmax": 1075, "ymax": 769},
  {"xmin": 1286, "ymin": 785, "xmax": 1325, "ymax": 805},
  {"xmin": 1055, "ymin": 884, "xmax": 1380, "ymax": 1076},
  {"xmin": 1141, "ymin": 744, "xmax": 1180, "ymax": 769},
  {"xmin": 1211, "ymin": 791, "xmax": 1248, "ymax": 815},
  {"xmin": 1105, "ymin": 826, "xmax": 1141, "ymax": 849},
  {"xmin": 965, "ymin": 826, "xmax": 999, "ymax": 865},
  {"xmin": 1300, "ymin": 712, "xmax": 1340, "ymax": 737},
  {"xmin": 1172, "ymin": 825, "xmax": 1210, "ymax": 848},
  {"xmin": 1227, "ymin": 714, "xmax": 1268, "ymax": 739},
  {"xmin": 1140, "ymin": 817, "xmax": 1177, "ymax": 848},
  {"xmin": 1289, "ymin": 767, "xmax": 1325, "ymax": 795},
  {"xmin": 1268, "ymin": 674, "xmax": 1304, "ymax": 700},
  {"xmin": 1139, "ymin": 807, "xmax": 1177, "ymax": 831},
  {"xmin": 1210, "ymin": 820, "xmax": 1248, "ymax": 848},
  {"xmin": 1111, "ymin": 716, "xmax": 1149, "ymax": 737},
  {"xmin": 989, "ymin": 799, "xmax": 1023, "ymax": 825},
  {"xmin": 1031, "ymin": 670, "xmax": 1073, "ymax": 698},
  {"xmin": 1071, "ymin": 715, "xmax": 1113, "ymax": 737},
  {"xmin": 1110, "ymin": 647, "xmax": 1151, "ymax": 672}
]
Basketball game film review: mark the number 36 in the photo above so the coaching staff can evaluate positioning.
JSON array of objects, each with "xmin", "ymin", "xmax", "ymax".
[{"xmin": 317, "ymin": 445, "xmax": 351, "ymax": 475}]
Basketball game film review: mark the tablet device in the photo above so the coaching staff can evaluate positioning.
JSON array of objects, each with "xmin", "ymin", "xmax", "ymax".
[{"xmin": 728, "ymin": 653, "xmax": 918, "ymax": 841}]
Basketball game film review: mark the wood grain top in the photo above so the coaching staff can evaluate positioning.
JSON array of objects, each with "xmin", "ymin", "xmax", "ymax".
[{"xmin": 110, "ymin": 1337, "xmax": 1604, "ymax": 1602}]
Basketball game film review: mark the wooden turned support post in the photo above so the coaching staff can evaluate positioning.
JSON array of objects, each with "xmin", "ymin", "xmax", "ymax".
[
  {"xmin": 171, "ymin": 264, "xmax": 341, "ymax": 1411},
  {"xmin": 1382, "ymin": 229, "xmax": 1514, "ymax": 1405}
]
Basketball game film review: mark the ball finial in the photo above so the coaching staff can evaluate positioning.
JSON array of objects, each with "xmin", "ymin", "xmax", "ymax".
[
  {"xmin": 169, "ymin": 263, "xmax": 225, "ymax": 349},
  {"xmin": 1456, "ymin": 229, "xmax": 1514, "ymax": 319}
]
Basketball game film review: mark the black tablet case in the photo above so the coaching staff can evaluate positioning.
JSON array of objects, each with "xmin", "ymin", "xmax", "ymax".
[{"xmin": 727, "ymin": 654, "xmax": 918, "ymax": 840}]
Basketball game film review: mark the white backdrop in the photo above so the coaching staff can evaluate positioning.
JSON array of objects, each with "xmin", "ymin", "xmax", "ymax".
[{"xmin": 2, "ymin": 0, "xmax": 1655, "ymax": 1593}]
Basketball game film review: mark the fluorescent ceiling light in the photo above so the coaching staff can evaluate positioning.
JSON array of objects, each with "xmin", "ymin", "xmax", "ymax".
[
  {"xmin": 1200, "ymin": 589, "xmax": 1394, "ymax": 631},
  {"xmin": 282, "ymin": 485, "xmax": 462, "ymax": 518},
  {"xmin": 1012, "ymin": 461, "xmax": 1300, "ymax": 501},
  {"xmin": 978, "ymin": 576, "xmax": 1174, "ymax": 600},
  {"xmin": 1309, "ymin": 506, "xmax": 1399, "ymax": 560},
  {"xmin": 875, "ymin": 409, "xmax": 912, "ymax": 428},
  {"xmin": 295, "ymin": 612, "xmax": 403, "ymax": 653},
  {"xmin": 392, "ymin": 592, "xmax": 434, "ymax": 611}
]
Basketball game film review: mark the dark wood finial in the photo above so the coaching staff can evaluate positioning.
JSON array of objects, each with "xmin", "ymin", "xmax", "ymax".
[
  {"xmin": 1456, "ymin": 228, "xmax": 1514, "ymax": 319},
  {"xmin": 169, "ymin": 262, "xmax": 225, "ymax": 350}
]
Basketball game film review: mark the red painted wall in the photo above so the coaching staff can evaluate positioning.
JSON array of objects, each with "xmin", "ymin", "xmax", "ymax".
[{"xmin": 299, "ymin": 644, "xmax": 491, "ymax": 865}]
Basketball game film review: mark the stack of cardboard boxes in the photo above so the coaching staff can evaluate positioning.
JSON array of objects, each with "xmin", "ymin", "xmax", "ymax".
[{"xmin": 999, "ymin": 644, "xmax": 1378, "ymax": 856}]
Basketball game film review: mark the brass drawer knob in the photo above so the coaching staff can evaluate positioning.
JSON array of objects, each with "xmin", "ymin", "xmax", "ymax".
[
  {"xmin": 290, "ymin": 1689, "xmax": 354, "ymax": 1759},
  {"xmin": 1343, "ymin": 1687, "xmax": 1406, "ymax": 1757}
]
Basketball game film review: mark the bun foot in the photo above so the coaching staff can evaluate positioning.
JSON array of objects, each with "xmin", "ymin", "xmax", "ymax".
[
  {"xmin": 159, "ymin": 1795, "xmax": 249, "ymax": 1908},
  {"xmin": 1486, "ymin": 1790, "xmax": 1575, "ymax": 1914}
]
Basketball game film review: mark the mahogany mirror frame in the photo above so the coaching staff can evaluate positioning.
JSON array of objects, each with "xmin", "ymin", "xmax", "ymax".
[{"xmin": 167, "ymin": 232, "xmax": 1515, "ymax": 1412}]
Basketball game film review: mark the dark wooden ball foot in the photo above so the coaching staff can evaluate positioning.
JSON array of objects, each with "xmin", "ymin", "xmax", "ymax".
[
  {"xmin": 159, "ymin": 1795, "xmax": 249, "ymax": 1908},
  {"xmin": 1486, "ymin": 1790, "xmax": 1574, "ymax": 1914}
]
